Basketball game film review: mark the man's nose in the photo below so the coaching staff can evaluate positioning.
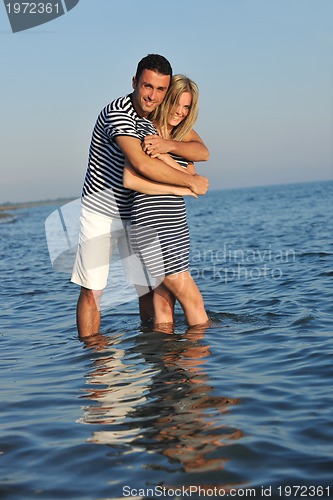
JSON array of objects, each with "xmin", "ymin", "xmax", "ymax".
[{"xmin": 148, "ymin": 88, "xmax": 157, "ymax": 101}]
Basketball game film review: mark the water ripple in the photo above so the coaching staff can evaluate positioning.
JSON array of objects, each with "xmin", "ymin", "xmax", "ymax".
[{"xmin": 1, "ymin": 184, "xmax": 333, "ymax": 498}]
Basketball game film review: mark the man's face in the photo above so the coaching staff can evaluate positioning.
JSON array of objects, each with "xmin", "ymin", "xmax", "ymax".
[{"xmin": 132, "ymin": 69, "xmax": 170, "ymax": 117}]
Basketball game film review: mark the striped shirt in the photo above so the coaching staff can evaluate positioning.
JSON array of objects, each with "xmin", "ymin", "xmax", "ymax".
[{"xmin": 81, "ymin": 95, "xmax": 141, "ymax": 219}]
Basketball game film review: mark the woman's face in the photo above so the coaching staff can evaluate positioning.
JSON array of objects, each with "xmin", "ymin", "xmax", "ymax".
[{"xmin": 168, "ymin": 91, "xmax": 192, "ymax": 128}]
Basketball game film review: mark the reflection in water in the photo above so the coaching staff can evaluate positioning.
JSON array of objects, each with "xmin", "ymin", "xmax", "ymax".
[
  {"xmin": 78, "ymin": 328, "xmax": 242, "ymax": 488},
  {"xmin": 78, "ymin": 332, "xmax": 157, "ymax": 446}
]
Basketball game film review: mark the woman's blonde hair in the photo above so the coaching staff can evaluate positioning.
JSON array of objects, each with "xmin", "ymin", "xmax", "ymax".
[{"xmin": 150, "ymin": 74, "xmax": 199, "ymax": 141}]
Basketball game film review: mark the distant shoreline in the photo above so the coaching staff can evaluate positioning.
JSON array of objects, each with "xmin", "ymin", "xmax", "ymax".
[{"xmin": 0, "ymin": 197, "xmax": 77, "ymax": 218}]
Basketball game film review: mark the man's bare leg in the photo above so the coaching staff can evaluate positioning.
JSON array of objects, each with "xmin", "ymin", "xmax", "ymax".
[
  {"xmin": 138, "ymin": 291, "xmax": 154, "ymax": 323},
  {"xmin": 135, "ymin": 285, "xmax": 154, "ymax": 323},
  {"xmin": 76, "ymin": 287, "xmax": 102, "ymax": 338},
  {"xmin": 162, "ymin": 271, "xmax": 209, "ymax": 327}
]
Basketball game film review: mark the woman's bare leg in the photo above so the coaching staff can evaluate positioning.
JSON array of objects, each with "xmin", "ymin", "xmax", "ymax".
[
  {"xmin": 162, "ymin": 271, "xmax": 209, "ymax": 326},
  {"xmin": 153, "ymin": 283, "xmax": 176, "ymax": 325}
]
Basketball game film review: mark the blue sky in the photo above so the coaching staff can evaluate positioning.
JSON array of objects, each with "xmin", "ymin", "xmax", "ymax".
[{"xmin": 1, "ymin": 0, "xmax": 332, "ymax": 203}]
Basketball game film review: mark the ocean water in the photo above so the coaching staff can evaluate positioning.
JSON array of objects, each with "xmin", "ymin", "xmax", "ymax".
[{"xmin": 1, "ymin": 180, "xmax": 332, "ymax": 500}]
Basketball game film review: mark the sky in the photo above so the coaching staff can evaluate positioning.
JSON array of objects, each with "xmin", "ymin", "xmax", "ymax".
[{"xmin": 1, "ymin": 0, "xmax": 332, "ymax": 203}]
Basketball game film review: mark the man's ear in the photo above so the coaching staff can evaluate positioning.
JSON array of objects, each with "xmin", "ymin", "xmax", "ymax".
[{"xmin": 132, "ymin": 76, "xmax": 137, "ymax": 90}]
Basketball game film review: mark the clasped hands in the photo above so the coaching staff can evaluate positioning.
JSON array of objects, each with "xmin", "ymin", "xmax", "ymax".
[
  {"xmin": 142, "ymin": 134, "xmax": 209, "ymax": 196},
  {"xmin": 142, "ymin": 134, "xmax": 170, "ymax": 157}
]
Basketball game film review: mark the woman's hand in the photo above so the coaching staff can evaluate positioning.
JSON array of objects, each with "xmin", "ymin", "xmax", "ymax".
[{"xmin": 142, "ymin": 135, "xmax": 171, "ymax": 157}]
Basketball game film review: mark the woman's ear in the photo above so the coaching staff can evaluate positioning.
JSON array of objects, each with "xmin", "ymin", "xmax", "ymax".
[{"xmin": 132, "ymin": 76, "xmax": 136, "ymax": 90}]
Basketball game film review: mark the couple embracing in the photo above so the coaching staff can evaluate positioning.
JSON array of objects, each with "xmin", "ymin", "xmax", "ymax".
[{"xmin": 71, "ymin": 54, "xmax": 210, "ymax": 338}]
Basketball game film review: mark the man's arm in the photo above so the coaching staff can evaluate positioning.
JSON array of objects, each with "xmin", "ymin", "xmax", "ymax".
[
  {"xmin": 142, "ymin": 129, "xmax": 209, "ymax": 162},
  {"xmin": 116, "ymin": 135, "xmax": 208, "ymax": 195},
  {"xmin": 123, "ymin": 161, "xmax": 197, "ymax": 198}
]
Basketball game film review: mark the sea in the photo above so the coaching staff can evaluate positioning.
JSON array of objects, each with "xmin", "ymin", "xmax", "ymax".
[{"xmin": 0, "ymin": 180, "xmax": 332, "ymax": 500}]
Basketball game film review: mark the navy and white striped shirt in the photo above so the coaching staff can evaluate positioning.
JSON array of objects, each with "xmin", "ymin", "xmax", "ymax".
[{"xmin": 81, "ymin": 95, "xmax": 141, "ymax": 219}]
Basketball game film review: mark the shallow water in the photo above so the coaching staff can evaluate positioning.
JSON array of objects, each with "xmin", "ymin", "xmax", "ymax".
[{"xmin": 1, "ymin": 181, "xmax": 332, "ymax": 499}]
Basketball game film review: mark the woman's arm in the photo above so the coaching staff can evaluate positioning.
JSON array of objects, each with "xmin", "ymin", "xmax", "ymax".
[
  {"xmin": 187, "ymin": 162, "xmax": 196, "ymax": 175},
  {"xmin": 153, "ymin": 153, "xmax": 191, "ymax": 173},
  {"xmin": 123, "ymin": 161, "xmax": 197, "ymax": 198},
  {"xmin": 116, "ymin": 135, "xmax": 209, "ymax": 196},
  {"xmin": 143, "ymin": 129, "xmax": 209, "ymax": 162},
  {"xmin": 146, "ymin": 152, "xmax": 196, "ymax": 176}
]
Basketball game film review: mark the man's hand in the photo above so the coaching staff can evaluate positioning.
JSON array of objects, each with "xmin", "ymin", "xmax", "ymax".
[
  {"xmin": 189, "ymin": 174, "xmax": 209, "ymax": 196},
  {"xmin": 143, "ymin": 134, "xmax": 170, "ymax": 156},
  {"xmin": 143, "ymin": 130, "xmax": 210, "ymax": 162}
]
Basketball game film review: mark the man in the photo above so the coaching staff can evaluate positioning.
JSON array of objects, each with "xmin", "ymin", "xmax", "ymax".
[{"xmin": 72, "ymin": 54, "xmax": 209, "ymax": 338}]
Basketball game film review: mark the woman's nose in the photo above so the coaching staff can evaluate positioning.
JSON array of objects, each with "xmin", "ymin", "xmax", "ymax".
[{"xmin": 175, "ymin": 105, "xmax": 182, "ymax": 115}]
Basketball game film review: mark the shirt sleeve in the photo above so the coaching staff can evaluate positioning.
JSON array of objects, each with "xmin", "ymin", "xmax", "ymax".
[{"xmin": 102, "ymin": 104, "xmax": 141, "ymax": 141}]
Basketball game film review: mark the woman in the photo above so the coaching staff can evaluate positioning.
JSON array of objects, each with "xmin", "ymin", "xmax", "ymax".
[{"xmin": 123, "ymin": 75, "xmax": 209, "ymax": 328}]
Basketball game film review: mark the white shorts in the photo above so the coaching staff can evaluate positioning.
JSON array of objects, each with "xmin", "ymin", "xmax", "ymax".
[{"xmin": 71, "ymin": 207, "xmax": 158, "ymax": 291}]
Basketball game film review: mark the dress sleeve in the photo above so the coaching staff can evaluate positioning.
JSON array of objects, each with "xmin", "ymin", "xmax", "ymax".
[{"xmin": 136, "ymin": 118, "xmax": 158, "ymax": 141}]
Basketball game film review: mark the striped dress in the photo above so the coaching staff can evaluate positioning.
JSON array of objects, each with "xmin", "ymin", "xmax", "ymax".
[{"xmin": 130, "ymin": 119, "xmax": 190, "ymax": 278}]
